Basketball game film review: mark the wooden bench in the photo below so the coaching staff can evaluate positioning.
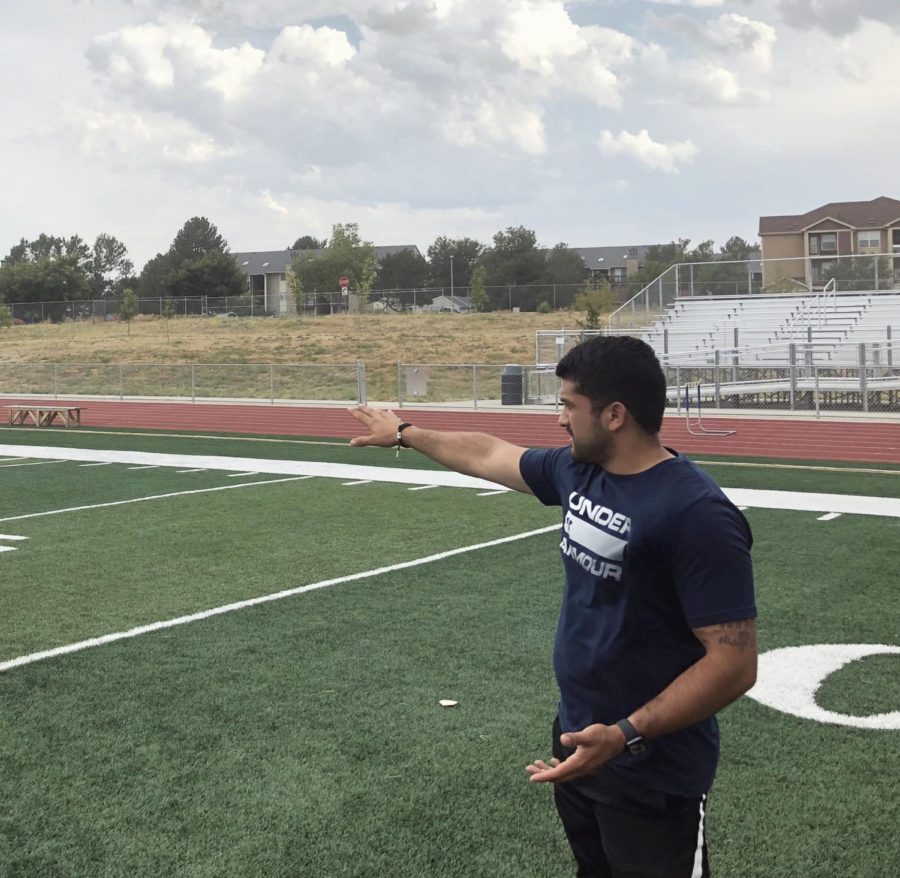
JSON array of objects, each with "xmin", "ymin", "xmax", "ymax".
[{"xmin": 6, "ymin": 405, "xmax": 82, "ymax": 428}]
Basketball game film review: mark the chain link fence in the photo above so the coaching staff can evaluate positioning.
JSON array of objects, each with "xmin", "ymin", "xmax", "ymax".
[{"xmin": 0, "ymin": 362, "xmax": 366, "ymax": 404}]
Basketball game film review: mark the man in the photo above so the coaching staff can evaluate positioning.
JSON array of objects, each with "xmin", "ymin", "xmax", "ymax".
[{"xmin": 349, "ymin": 335, "xmax": 756, "ymax": 877}]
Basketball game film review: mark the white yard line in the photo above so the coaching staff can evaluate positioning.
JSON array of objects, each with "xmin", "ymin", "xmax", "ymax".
[
  {"xmin": 79, "ymin": 462, "xmax": 113, "ymax": 467},
  {"xmin": 341, "ymin": 480, "xmax": 372, "ymax": 486},
  {"xmin": 0, "ymin": 546, "xmax": 16, "ymax": 554},
  {"xmin": 176, "ymin": 469, "xmax": 207, "ymax": 474},
  {"xmin": 226, "ymin": 471, "xmax": 259, "ymax": 478},
  {"xmin": 409, "ymin": 484, "xmax": 439, "ymax": 491},
  {"xmin": 817, "ymin": 512, "xmax": 843, "ymax": 521},
  {"xmin": 0, "ymin": 460, "xmax": 65, "ymax": 469},
  {"xmin": 477, "ymin": 490, "xmax": 510, "ymax": 497},
  {"xmin": 127, "ymin": 465, "xmax": 160, "ymax": 471},
  {"xmin": 0, "ymin": 524, "xmax": 562, "ymax": 674},
  {"xmin": 0, "ymin": 476, "xmax": 315, "ymax": 524},
  {"xmin": 1, "ymin": 444, "xmax": 898, "ymax": 517},
  {"xmin": 0, "ymin": 534, "xmax": 27, "ymax": 540}
]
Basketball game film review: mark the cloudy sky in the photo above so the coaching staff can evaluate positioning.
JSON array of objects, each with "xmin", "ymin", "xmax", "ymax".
[{"xmin": 2, "ymin": 0, "xmax": 899, "ymax": 271}]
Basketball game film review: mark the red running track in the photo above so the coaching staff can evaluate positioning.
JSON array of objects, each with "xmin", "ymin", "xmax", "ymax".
[{"xmin": 2, "ymin": 397, "xmax": 899, "ymax": 464}]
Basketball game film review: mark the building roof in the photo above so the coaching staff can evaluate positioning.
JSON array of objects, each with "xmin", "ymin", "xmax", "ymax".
[
  {"xmin": 568, "ymin": 245, "xmax": 653, "ymax": 269},
  {"xmin": 759, "ymin": 196, "xmax": 900, "ymax": 235},
  {"xmin": 234, "ymin": 244, "xmax": 422, "ymax": 275},
  {"xmin": 233, "ymin": 250, "xmax": 293, "ymax": 274}
]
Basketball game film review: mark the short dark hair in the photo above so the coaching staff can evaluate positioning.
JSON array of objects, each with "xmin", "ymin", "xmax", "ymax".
[{"xmin": 555, "ymin": 335, "xmax": 666, "ymax": 434}]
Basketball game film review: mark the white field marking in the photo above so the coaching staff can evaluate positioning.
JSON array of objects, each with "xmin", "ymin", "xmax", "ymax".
[
  {"xmin": 818, "ymin": 512, "xmax": 842, "ymax": 521},
  {"xmin": 341, "ymin": 480, "xmax": 372, "ymax": 486},
  {"xmin": 176, "ymin": 468, "xmax": 207, "ymax": 473},
  {"xmin": 0, "ymin": 444, "xmax": 506, "ymax": 491},
  {"xmin": 695, "ymin": 459, "xmax": 900, "ymax": 477},
  {"xmin": 226, "ymin": 471, "xmax": 259, "ymax": 478},
  {"xmin": 0, "ymin": 524, "xmax": 562, "ymax": 674},
  {"xmin": 409, "ymin": 484, "xmax": 439, "ymax": 491},
  {"xmin": 0, "ymin": 476, "xmax": 315, "ymax": 524},
  {"xmin": 2, "ymin": 426, "xmax": 349, "ymax": 448},
  {"xmin": 477, "ymin": 490, "xmax": 510, "ymax": 497},
  {"xmin": 737, "ymin": 506, "xmax": 750, "ymax": 511},
  {"xmin": 79, "ymin": 462, "xmax": 113, "ymax": 467},
  {"xmin": 0, "ymin": 546, "xmax": 16, "ymax": 553},
  {"xmin": 0, "ymin": 534, "xmax": 28, "ymax": 541},
  {"xmin": 0, "ymin": 460, "xmax": 65, "ymax": 469},
  {"xmin": 1, "ymin": 444, "xmax": 899, "ymax": 517},
  {"xmin": 127, "ymin": 465, "xmax": 160, "ymax": 471},
  {"xmin": 0, "ymin": 456, "xmax": 25, "ymax": 462}
]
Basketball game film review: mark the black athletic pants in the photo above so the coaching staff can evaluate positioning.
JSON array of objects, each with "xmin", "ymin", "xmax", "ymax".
[{"xmin": 551, "ymin": 718, "xmax": 710, "ymax": 878}]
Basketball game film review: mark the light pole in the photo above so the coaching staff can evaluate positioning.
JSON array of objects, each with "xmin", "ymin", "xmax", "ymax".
[{"xmin": 450, "ymin": 254, "xmax": 455, "ymax": 303}]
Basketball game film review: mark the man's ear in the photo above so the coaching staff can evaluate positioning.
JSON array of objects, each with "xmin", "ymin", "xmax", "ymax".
[{"xmin": 605, "ymin": 401, "xmax": 628, "ymax": 432}]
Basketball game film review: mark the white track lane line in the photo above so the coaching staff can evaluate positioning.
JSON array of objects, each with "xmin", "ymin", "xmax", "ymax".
[
  {"xmin": 0, "ymin": 476, "xmax": 316, "ymax": 524},
  {"xmin": 0, "ymin": 524, "xmax": 561, "ymax": 674}
]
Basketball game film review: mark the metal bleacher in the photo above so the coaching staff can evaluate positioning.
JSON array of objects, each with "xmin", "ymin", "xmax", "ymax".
[{"xmin": 644, "ymin": 290, "xmax": 900, "ymax": 365}]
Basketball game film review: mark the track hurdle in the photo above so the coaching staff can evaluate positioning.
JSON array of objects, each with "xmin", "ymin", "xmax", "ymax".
[{"xmin": 684, "ymin": 384, "xmax": 736, "ymax": 437}]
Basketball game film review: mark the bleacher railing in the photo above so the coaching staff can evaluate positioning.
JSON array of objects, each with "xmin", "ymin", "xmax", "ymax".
[{"xmin": 608, "ymin": 253, "xmax": 900, "ymax": 331}]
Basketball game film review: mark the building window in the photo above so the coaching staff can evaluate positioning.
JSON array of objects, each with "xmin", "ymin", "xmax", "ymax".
[
  {"xmin": 809, "ymin": 232, "xmax": 837, "ymax": 255},
  {"xmin": 610, "ymin": 268, "xmax": 627, "ymax": 282},
  {"xmin": 857, "ymin": 230, "xmax": 881, "ymax": 252}
]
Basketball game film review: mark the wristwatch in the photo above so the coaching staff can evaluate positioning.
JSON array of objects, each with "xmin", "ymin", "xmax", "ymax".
[{"xmin": 615, "ymin": 718, "xmax": 646, "ymax": 756}]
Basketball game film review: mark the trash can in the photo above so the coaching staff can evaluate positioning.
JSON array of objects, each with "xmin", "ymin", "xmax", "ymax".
[{"xmin": 500, "ymin": 364, "xmax": 525, "ymax": 405}]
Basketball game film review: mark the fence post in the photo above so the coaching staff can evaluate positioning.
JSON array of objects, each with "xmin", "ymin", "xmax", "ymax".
[
  {"xmin": 191, "ymin": 364, "xmax": 196, "ymax": 403},
  {"xmin": 714, "ymin": 350, "xmax": 721, "ymax": 409},
  {"xmin": 472, "ymin": 365, "xmax": 478, "ymax": 409},
  {"xmin": 814, "ymin": 366, "xmax": 820, "ymax": 417},
  {"xmin": 53, "ymin": 363, "xmax": 58, "ymax": 398},
  {"xmin": 269, "ymin": 364, "xmax": 275, "ymax": 404},
  {"xmin": 675, "ymin": 366, "xmax": 681, "ymax": 414},
  {"xmin": 674, "ymin": 264, "xmax": 679, "ymax": 297},
  {"xmin": 508, "ymin": 286, "xmax": 512, "ymax": 310},
  {"xmin": 788, "ymin": 343, "xmax": 797, "ymax": 410},
  {"xmin": 357, "ymin": 360, "xmax": 366, "ymax": 405},
  {"xmin": 397, "ymin": 361, "xmax": 403, "ymax": 407},
  {"xmin": 887, "ymin": 325, "xmax": 893, "ymax": 367},
  {"xmin": 663, "ymin": 328, "xmax": 669, "ymax": 355},
  {"xmin": 119, "ymin": 365, "xmax": 124, "ymax": 401},
  {"xmin": 859, "ymin": 343, "xmax": 868, "ymax": 412}
]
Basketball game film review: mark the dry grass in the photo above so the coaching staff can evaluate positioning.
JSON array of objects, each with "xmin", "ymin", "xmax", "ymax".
[
  {"xmin": 0, "ymin": 311, "xmax": 655, "ymax": 402},
  {"xmin": 0, "ymin": 312, "xmax": 590, "ymax": 365}
]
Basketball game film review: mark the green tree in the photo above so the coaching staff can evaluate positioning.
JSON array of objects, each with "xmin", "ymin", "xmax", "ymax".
[
  {"xmin": 162, "ymin": 297, "xmax": 177, "ymax": 342},
  {"xmin": 574, "ymin": 280, "xmax": 615, "ymax": 330},
  {"xmin": 120, "ymin": 287, "xmax": 138, "ymax": 336},
  {"xmin": 469, "ymin": 264, "xmax": 488, "ymax": 311},
  {"xmin": 87, "ymin": 234, "xmax": 134, "ymax": 298},
  {"xmin": 375, "ymin": 249, "xmax": 429, "ymax": 290},
  {"xmin": 290, "ymin": 235, "xmax": 326, "ymax": 250},
  {"xmin": 167, "ymin": 250, "xmax": 245, "ymax": 299},
  {"xmin": 290, "ymin": 223, "xmax": 377, "ymax": 312},
  {"xmin": 138, "ymin": 217, "xmax": 243, "ymax": 300},
  {"xmin": 0, "ymin": 235, "xmax": 91, "ymax": 307},
  {"xmin": 426, "ymin": 236, "xmax": 484, "ymax": 289},
  {"xmin": 169, "ymin": 217, "xmax": 228, "ymax": 265},
  {"xmin": 137, "ymin": 252, "xmax": 172, "ymax": 298},
  {"xmin": 480, "ymin": 226, "xmax": 546, "ymax": 309},
  {"xmin": 543, "ymin": 243, "xmax": 588, "ymax": 286}
]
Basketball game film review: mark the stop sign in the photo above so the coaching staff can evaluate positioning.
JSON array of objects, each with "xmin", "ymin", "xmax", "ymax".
[{"xmin": 339, "ymin": 275, "xmax": 349, "ymax": 288}]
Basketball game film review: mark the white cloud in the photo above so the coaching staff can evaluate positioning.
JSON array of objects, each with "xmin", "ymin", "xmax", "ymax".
[
  {"xmin": 648, "ymin": 0, "xmax": 725, "ymax": 7},
  {"xmin": 775, "ymin": 0, "xmax": 900, "ymax": 35},
  {"xmin": 705, "ymin": 14, "xmax": 777, "ymax": 69},
  {"xmin": 597, "ymin": 129, "xmax": 697, "ymax": 173}
]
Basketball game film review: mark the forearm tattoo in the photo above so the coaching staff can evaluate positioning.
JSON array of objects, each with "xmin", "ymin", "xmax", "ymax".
[{"xmin": 715, "ymin": 619, "xmax": 756, "ymax": 652}]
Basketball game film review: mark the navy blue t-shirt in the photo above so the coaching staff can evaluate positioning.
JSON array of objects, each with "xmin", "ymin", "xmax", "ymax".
[{"xmin": 519, "ymin": 446, "xmax": 756, "ymax": 796}]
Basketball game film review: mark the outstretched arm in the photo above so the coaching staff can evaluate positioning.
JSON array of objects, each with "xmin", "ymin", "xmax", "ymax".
[
  {"xmin": 348, "ymin": 405, "xmax": 532, "ymax": 494},
  {"xmin": 526, "ymin": 618, "xmax": 758, "ymax": 783}
]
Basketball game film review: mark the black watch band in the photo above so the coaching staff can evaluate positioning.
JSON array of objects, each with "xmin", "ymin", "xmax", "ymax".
[
  {"xmin": 615, "ymin": 718, "xmax": 646, "ymax": 756},
  {"xmin": 396, "ymin": 422, "xmax": 413, "ymax": 448}
]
